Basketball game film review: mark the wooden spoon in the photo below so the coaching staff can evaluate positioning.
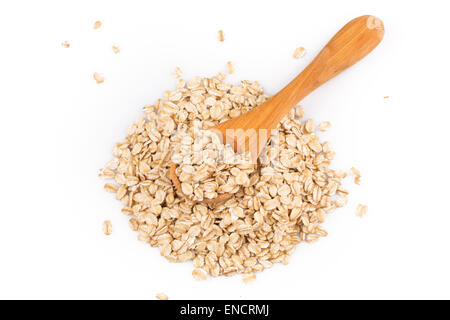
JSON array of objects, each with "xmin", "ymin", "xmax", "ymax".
[{"xmin": 171, "ymin": 15, "xmax": 384, "ymax": 204}]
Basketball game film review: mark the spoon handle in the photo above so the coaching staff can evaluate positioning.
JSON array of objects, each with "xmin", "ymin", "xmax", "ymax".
[{"xmin": 261, "ymin": 15, "xmax": 384, "ymax": 129}]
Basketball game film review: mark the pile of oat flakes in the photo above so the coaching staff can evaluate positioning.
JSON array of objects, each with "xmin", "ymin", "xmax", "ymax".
[{"xmin": 99, "ymin": 70, "xmax": 352, "ymax": 280}]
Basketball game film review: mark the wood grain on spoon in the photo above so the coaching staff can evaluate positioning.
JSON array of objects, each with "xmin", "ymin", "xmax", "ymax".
[{"xmin": 170, "ymin": 15, "xmax": 384, "ymax": 204}]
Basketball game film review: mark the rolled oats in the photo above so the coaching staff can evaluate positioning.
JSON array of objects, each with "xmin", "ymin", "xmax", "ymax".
[
  {"xmin": 356, "ymin": 204, "xmax": 368, "ymax": 217},
  {"xmin": 192, "ymin": 268, "xmax": 207, "ymax": 281},
  {"xmin": 156, "ymin": 293, "xmax": 169, "ymax": 300},
  {"xmin": 218, "ymin": 30, "xmax": 225, "ymax": 42},
  {"xmin": 350, "ymin": 167, "xmax": 361, "ymax": 185},
  {"xmin": 242, "ymin": 273, "xmax": 256, "ymax": 283},
  {"xmin": 100, "ymin": 72, "xmax": 349, "ymax": 279},
  {"xmin": 173, "ymin": 67, "xmax": 182, "ymax": 79},
  {"xmin": 319, "ymin": 121, "xmax": 331, "ymax": 132},
  {"xmin": 293, "ymin": 47, "xmax": 306, "ymax": 59},
  {"xmin": 93, "ymin": 72, "xmax": 104, "ymax": 84},
  {"xmin": 103, "ymin": 220, "xmax": 112, "ymax": 235},
  {"xmin": 104, "ymin": 183, "xmax": 118, "ymax": 193},
  {"xmin": 227, "ymin": 61, "xmax": 235, "ymax": 74},
  {"xmin": 93, "ymin": 21, "xmax": 102, "ymax": 30}
]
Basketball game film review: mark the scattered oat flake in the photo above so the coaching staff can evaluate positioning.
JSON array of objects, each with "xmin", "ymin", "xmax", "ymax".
[
  {"xmin": 156, "ymin": 293, "xmax": 168, "ymax": 300},
  {"xmin": 173, "ymin": 67, "xmax": 182, "ymax": 79},
  {"xmin": 295, "ymin": 105, "xmax": 304, "ymax": 118},
  {"xmin": 93, "ymin": 72, "xmax": 105, "ymax": 84},
  {"xmin": 218, "ymin": 30, "xmax": 225, "ymax": 42},
  {"xmin": 93, "ymin": 21, "xmax": 102, "ymax": 30},
  {"xmin": 332, "ymin": 170, "xmax": 346, "ymax": 179},
  {"xmin": 350, "ymin": 167, "xmax": 361, "ymax": 176},
  {"xmin": 61, "ymin": 41, "xmax": 70, "ymax": 48},
  {"xmin": 176, "ymin": 78, "xmax": 185, "ymax": 89},
  {"xmin": 242, "ymin": 274, "xmax": 256, "ymax": 284},
  {"xmin": 350, "ymin": 167, "xmax": 361, "ymax": 185},
  {"xmin": 293, "ymin": 47, "xmax": 306, "ymax": 59},
  {"xmin": 356, "ymin": 204, "xmax": 368, "ymax": 218},
  {"xmin": 129, "ymin": 218, "xmax": 138, "ymax": 231},
  {"xmin": 102, "ymin": 220, "xmax": 112, "ymax": 235},
  {"xmin": 112, "ymin": 46, "xmax": 120, "ymax": 54},
  {"xmin": 318, "ymin": 121, "xmax": 331, "ymax": 132},
  {"xmin": 305, "ymin": 119, "xmax": 315, "ymax": 133},
  {"xmin": 104, "ymin": 183, "xmax": 117, "ymax": 192},
  {"xmin": 192, "ymin": 268, "xmax": 207, "ymax": 281},
  {"xmin": 226, "ymin": 61, "xmax": 235, "ymax": 74}
]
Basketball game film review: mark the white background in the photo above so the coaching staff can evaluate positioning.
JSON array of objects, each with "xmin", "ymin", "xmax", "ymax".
[{"xmin": 0, "ymin": 0, "xmax": 449, "ymax": 300}]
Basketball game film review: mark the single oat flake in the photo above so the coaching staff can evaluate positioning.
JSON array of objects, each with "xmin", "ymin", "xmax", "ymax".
[
  {"xmin": 104, "ymin": 183, "xmax": 117, "ymax": 193},
  {"xmin": 93, "ymin": 21, "xmax": 102, "ymax": 30},
  {"xmin": 350, "ymin": 167, "xmax": 361, "ymax": 176},
  {"xmin": 112, "ymin": 46, "xmax": 120, "ymax": 54},
  {"xmin": 172, "ymin": 67, "xmax": 182, "ymax": 79},
  {"xmin": 295, "ymin": 105, "xmax": 304, "ymax": 118},
  {"xmin": 103, "ymin": 220, "xmax": 112, "ymax": 235},
  {"xmin": 218, "ymin": 30, "xmax": 225, "ymax": 42},
  {"xmin": 318, "ymin": 121, "xmax": 331, "ymax": 132},
  {"xmin": 227, "ymin": 61, "xmax": 235, "ymax": 74},
  {"xmin": 129, "ymin": 218, "xmax": 138, "ymax": 231},
  {"xmin": 293, "ymin": 47, "xmax": 306, "ymax": 59},
  {"xmin": 156, "ymin": 293, "xmax": 169, "ymax": 300},
  {"xmin": 356, "ymin": 204, "xmax": 368, "ymax": 218},
  {"xmin": 305, "ymin": 118, "xmax": 315, "ymax": 132},
  {"xmin": 350, "ymin": 167, "xmax": 361, "ymax": 185},
  {"xmin": 93, "ymin": 72, "xmax": 105, "ymax": 84},
  {"xmin": 243, "ymin": 274, "xmax": 256, "ymax": 284},
  {"xmin": 192, "ymin": 268, "xmax": 207, "ymax": 281}
]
